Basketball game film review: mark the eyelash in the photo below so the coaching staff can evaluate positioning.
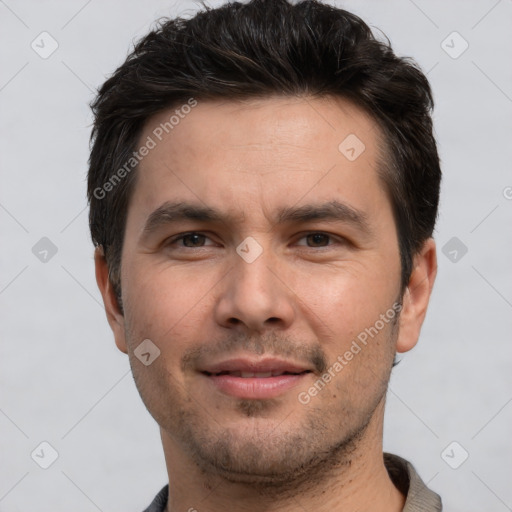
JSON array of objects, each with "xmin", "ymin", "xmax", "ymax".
[{"xmin": 165, "ymin": 231, "xmax": 345, "ymax": 249}]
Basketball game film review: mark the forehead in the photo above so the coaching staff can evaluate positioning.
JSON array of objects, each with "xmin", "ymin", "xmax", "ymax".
[{"xmin": 130, "ymin": 96, "xmax": 388, "ymax": 226}]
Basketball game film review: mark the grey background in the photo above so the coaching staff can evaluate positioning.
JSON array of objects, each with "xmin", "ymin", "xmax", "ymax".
[{"xmin": 1, "ymin": 0, "xmax": 511, "ymax": 510}]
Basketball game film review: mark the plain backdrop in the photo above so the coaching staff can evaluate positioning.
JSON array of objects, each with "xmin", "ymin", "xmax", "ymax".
[{"xmin": 1, "ymin": 0, "xmax": 511, "ymax": 511}]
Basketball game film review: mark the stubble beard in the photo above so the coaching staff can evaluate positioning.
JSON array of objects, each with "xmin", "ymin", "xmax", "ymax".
[
  {"xmin": 155, "ymin": 379, "xmax": 388, "ymax": 498},
  {"xmin": 128, "ymin": 311, "xmax": 399, "ymax": 496}
]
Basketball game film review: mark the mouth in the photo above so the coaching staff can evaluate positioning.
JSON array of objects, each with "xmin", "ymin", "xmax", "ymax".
[
  {"xmin": 199, "ymin": 358, "xmax": 313, "ymax": 399},
  {"xmin": 203, "ymin": 370, "xmax": 310, "ymax": 378}
]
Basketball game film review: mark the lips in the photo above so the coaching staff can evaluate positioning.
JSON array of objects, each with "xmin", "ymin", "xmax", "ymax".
[
  {"xmin": 206, "ymin": 370, "xmax": 305, "ymax": 378},
  {"xmin": 201, "ymin": 357, "xmax": 311, "ymax": 375},
  {"xmin": 200, "ymin": 357, "xmax": 312, "ymax": 399}
]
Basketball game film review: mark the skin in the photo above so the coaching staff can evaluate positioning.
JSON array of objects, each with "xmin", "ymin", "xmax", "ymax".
[{"xmin": 95, "ymin": 96, "xmax": 437, "ymax": 512}]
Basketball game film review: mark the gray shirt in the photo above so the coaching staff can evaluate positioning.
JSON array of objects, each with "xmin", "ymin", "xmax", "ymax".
[{"xmin": 142, "ymin": 453, "xmax": 442, "ymax": 511}]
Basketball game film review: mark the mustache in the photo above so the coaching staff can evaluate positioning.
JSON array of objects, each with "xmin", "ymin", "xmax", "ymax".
[{"xmin": 181, "ymin": 331, "xmax": 328, "ymax": 374}]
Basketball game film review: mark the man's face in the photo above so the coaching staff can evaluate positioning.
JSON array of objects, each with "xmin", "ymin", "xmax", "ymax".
[{"xmin": 102, "ymin": 96, "xmax": 410, "ymax": 484}]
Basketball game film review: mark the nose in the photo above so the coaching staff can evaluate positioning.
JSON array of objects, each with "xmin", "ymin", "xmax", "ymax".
[{"xmin": 214, "ymin": 247, "xmax": 295, "ymax": 334}]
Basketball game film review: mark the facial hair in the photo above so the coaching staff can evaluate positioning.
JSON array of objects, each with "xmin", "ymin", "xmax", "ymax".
[{"xmin": 128, "ymin": 307, "xmax": 399, "ymax": 496}]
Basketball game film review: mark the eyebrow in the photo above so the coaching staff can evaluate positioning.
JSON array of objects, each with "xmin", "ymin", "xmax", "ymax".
[
  {"xmin": 276, "ymin": 201, "xmax": 371, "ymax": 234},
  {"xmin": 141, "ymin": 199, "xmax": 372, "ymax": 239},
  {"xmin": 142, "ymin": 202, "xmax": 228, "ymax": 237}
]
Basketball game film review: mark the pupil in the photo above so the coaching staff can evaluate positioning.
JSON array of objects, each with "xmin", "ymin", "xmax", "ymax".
[
  {"xmin": 184, "ymin": 234, "xmax": 204, "ymax": 247},
  {"xmin": 308, "ymin": 233, "xmax": 328, "ymax": 246}
]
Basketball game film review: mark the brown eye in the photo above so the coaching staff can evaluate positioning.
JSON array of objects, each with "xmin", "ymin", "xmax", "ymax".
[
  {"xmin": 294, "ymin": 232, "xmax": 349, "ymax": 250},
  {"xmin": 181, "ymin": 233, "xmax": 207, "ymax": 247},
  {"xmin": 305, "ymin": 233, "xmax": 331, "ymax": 247},
  {"xmin": 167, "ymin": 232, "xmax": 215, "ymax": 248}
]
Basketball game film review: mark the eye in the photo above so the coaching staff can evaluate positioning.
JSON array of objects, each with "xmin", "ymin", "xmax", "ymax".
[
  {"xmin": 295, "ymin": 232, "xmax": 341, "ymax": 248},
  {"xmin": 167, "ymin": 232, "xmax": 216, "ymax": 248}
]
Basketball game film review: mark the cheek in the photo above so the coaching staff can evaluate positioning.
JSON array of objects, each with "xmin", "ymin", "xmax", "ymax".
[
  {"xmin": 294, "ymin": 266, "xmax": 397, "ymax": 344},
  {"xmin": 121, "ymin": 262, "xmax": 214, "ymax": 350}
]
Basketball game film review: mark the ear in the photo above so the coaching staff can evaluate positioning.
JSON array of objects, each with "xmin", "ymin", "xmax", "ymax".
[
  {"xmin": 396, "ymin": 238, "xmax": 437, "ymax": 353},
  {"xmin": 94, "ymin": 247, "xmax": 128, "ymax": 354}
]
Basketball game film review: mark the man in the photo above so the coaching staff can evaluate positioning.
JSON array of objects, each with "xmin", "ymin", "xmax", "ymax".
[{"xmin": 88, "ymin": 0, "xmax": 442, "ymax": 510}]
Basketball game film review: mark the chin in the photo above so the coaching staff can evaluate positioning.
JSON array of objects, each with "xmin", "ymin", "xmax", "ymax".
[{"xmin": 176, "ymin": 410, "xmax": 364, "ymax": 493}]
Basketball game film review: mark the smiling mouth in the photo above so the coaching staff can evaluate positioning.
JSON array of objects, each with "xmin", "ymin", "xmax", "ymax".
[{"xmin": 200, "ymin": 369, "xmax": 312, "ymax": 399}]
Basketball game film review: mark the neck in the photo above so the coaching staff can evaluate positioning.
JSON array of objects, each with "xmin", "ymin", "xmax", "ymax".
[{"xmin": 160, "ymin": 401, "xmax": 405, "ymax": 512}]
